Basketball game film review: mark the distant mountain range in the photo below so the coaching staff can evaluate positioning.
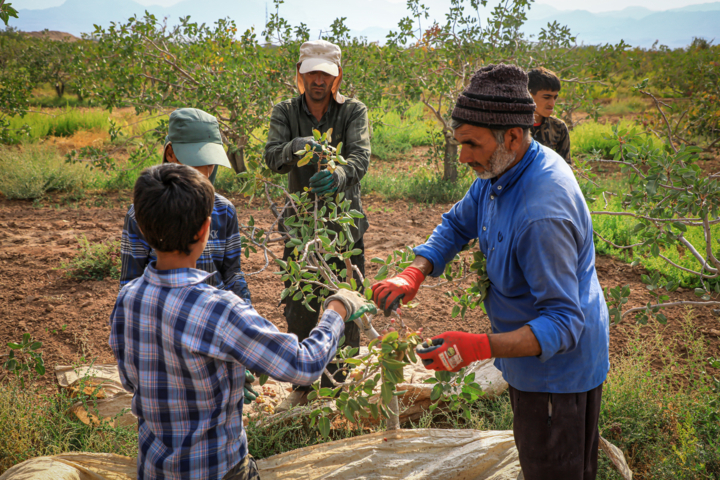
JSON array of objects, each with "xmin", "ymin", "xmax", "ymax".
[
  {"xmin": 522, "ymin": 2, "xmax": 720, "ymax": 47},
  {"xmin": 7, "ymin": 0, "xmax": 720, "ymax": 48}
]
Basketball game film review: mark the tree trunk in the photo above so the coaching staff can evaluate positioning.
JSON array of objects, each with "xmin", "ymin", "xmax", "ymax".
[
  {"xmin": 55, "ymin": 81, "xmax": 65, "ymax": 99},
  {"xmin": 227, "ymin": 147, "xmax": 247, "ymax": 174},
  {"xmin": 443, "ymin": 133, "xmax": 458, "ymax": 182}
]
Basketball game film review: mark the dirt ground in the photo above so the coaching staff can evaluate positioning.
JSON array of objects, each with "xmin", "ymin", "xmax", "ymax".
[{"xmin": 0, "ymin": 193, "xmax": 718, "ymax": 392}]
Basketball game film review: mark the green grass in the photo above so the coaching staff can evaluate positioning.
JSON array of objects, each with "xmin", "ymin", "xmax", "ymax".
[
  {"xmin": 0, "ymin": 378, "xmax": 138, "ymax": 473},
  {"xmin": 362, "ymin": 166, "xmax": 474, "ymax": 204},
  {"xmin": 370, "ymin": 103, "xmax": 438, "ymax": 160},
  {"xmin": 4, "ymin": 107, "xmax": 109, "ymax": 144},
  {"xmin": 570, "ymin": 121, "xmax": 629, "ymax": 158},
  {"xmin": 597, "ymin": 317, "xmax": 720, "ymax": 479},
  {"xmin": 0, "ymin": 144, "xmax": 94, "ymax": 199}
]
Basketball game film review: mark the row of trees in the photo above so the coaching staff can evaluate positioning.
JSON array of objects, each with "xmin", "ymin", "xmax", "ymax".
[{"xmin": 3, "ymin": 0, "xmax": 718, "ymax": 179}]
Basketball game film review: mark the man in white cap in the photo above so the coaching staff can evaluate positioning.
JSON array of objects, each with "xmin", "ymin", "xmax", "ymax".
[{"xmin": 264, "ymin": 40, "xmax": 371, "ymax": 412}]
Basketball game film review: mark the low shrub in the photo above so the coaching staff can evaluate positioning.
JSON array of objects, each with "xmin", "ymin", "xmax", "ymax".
[
  {"xmin": 0, "ymin": 144, "xmax": 90, "ymax": 199},
  {"xmin": 59, "ymin": 236, "xmax": 121, "ymax": 281}
]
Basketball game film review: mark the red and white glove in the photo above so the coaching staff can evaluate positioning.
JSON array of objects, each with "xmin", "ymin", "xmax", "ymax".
[
  {"xmin": 371, "ymin": 266, "xmax": 425, "ymax": 316},
  {"xmin": 416, "ymin": 331, "xmax": 492, "ymax": 372}
]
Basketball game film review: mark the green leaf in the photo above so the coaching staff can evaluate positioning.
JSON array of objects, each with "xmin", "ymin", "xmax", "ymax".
[
  {"xmin": 7, "ymin": 343, "xmax": 22, "ymax": 350},
  {"xmin": 318, "ymin": 416, "xmax": 330, "ymax": 438},
  {"xmin": 382, "ymin": 331, "xmax": 399, "ymax": 343},
  {"xmin": 312, "ymin": 129, "xmax": 322, "ymax": 141},
  {"xmin": 430, "ymin": 384, "xmax": 443, "ymax": 401},
  {"xmin": 381, "ymin": 381, "xmax": 394, "ymax": 405},
  {"xmin": 29, "ymin": 342, "xmax": 42, "ymax": 351}
]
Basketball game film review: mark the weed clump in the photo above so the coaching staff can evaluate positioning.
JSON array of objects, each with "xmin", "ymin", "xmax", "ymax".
[{"xmin": 60, "ymin": 236, "xmax": 121, "ymax": 281}]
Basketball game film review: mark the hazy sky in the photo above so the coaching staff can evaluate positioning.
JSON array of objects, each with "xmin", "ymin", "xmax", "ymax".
[{"xmin": 16, "ymin": 0, "xmax": 719, "ymax": 12}]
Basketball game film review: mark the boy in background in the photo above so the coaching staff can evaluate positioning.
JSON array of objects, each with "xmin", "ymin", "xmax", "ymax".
[
  {"xmin": 528, "ymin": 67, "xmax": 572, "ymax": 164},
  {"xmin": 120, "ymin": 108, "xmax": 251, "ymax": 303},
  {"xmin": 110, "ymin": 163, "xmax": 374, "ymax": 480}
]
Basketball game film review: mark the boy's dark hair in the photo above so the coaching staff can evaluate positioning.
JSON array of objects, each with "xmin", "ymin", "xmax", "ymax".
[
  {"xmin": 527, "ymin": 67, "xmax": 561, "ymax": 95},
  {"xmin": 133, "ymin": 164, "xmax": 214, "ymax": 255}
]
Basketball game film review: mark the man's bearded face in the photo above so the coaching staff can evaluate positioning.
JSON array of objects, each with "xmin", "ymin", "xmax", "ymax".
[{"xmin": 473, "ymin": 141, "xmax": 517, "ymax": 180}]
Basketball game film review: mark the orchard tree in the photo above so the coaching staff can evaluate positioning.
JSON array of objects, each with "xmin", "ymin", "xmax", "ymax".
[
  {"xmin": 578, "ymin": 82, "xmax": 720, "ymax": 324},
  {"xmin": 0, "ymin": 28, "xmax": 36, "ymax": 143},
  {"xmin": 383, "ymin": 0, "xmax": 625, "ymax": 182},
  {"xmin": 77, "ymin": 14, "xmax": 290, "ymax": 173}
]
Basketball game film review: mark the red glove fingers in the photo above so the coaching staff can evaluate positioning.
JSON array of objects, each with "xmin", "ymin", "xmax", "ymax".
[
  {"xmin": 371, "ymin": 266, "xmax": 426, "ymax": 316},
  {"xmin": 416, "ymin": 331, "xmax": 492, "ymax": 372}
]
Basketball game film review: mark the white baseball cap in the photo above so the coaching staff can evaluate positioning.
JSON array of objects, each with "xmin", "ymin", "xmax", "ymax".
[{"xmin": 298, "ymin": 40, "xmax": 341, "ymax": 76}]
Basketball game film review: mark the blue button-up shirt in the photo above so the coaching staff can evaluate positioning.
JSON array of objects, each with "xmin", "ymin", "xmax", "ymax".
[
  {"xmin": 110, "ymin": 264, "xmax": 344, "ymax": 480},
  {"xmin": 415, "ymin": 141, "xmax": 609, "ymax": 394},
  {"xmin": 120, "ymin": 193, "xmax": 252, "ymax": 303}
]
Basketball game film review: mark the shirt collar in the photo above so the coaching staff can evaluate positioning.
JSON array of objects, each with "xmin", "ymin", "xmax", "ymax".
[
  {"xmin": 490, "ymin": 140, "xmax": 540, "ymax": 197},
  {"xmin": 142, "ymin": 262, "xmax": 214, "ymax": 288},
  {"xmin": 300, "ymin": 94, "xmax": 336, "ymax": 119}
]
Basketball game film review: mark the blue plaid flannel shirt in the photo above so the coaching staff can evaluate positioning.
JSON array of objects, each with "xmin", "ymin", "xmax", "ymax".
[
  {"xmin": 109, "ymin": 264, "xmax": 344, "ymax": 480},
  {"xmin": 120, "ymin": 193, "xmax": 252, "ymax": 303}
]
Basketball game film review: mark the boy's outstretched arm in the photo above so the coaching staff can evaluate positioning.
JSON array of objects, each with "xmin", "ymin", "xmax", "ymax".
[{"xmin": 204, "ymin": 298, "xmax": 343, "ymax": 386}]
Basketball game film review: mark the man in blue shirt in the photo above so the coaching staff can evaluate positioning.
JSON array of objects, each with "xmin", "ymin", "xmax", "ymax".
[{"xmin": 372, "ymin": 64, "xmax": 609, "ymax": 479}]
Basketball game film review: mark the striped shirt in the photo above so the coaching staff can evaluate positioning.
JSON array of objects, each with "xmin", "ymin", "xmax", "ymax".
[
  {"xmin": 110, "ymin": 264, "xmax": 344, "ymax": 480},
  {"xmin": 120, "ymin": 193, "xmax": 251, "ymax": 303}
]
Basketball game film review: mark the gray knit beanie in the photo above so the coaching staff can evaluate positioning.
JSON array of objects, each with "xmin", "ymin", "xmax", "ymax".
[{"xmin": 451, "ymin": 64, "xmax": 536, "ymax": 130}]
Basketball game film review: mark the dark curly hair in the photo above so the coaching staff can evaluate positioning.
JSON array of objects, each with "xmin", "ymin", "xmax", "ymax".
[{"xmin": 133, "ymin": 163, "xmax": 214, "ymax": 255}]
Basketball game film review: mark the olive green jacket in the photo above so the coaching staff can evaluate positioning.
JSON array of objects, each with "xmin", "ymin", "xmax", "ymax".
[{"xmin": 264, "ymin": 95, "xmax": 371, "ymax": 242}]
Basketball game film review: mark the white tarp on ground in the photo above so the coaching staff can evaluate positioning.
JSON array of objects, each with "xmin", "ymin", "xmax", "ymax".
[
  {"xmin": 0, "ymin": 430, "xmax": 520, "ymax": 480},
  {"xmin": 0, "ymin": 453, "xmax": 136, "ymax": 480},
  {"xmin": 0, "ymin": 430, "xmax": 631, "ymax": 480},
  {"xmin": 256, "ymin": 429, "xmax": 521, "ymax": 480}
]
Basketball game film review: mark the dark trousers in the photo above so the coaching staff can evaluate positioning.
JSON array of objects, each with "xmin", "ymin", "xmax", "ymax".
[
  {"xmin": 282, "ymin": 238, "xmax": 364, "ymax": 391},
  {"xmin": 509, "ymin": 383, "xmax": 603, "ymax": 480}
]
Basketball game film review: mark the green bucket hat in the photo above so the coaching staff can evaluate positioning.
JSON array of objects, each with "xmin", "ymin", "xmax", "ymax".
[{"xmin": 164, "ymin": 108, "xmax": 232, "ymax": 169}]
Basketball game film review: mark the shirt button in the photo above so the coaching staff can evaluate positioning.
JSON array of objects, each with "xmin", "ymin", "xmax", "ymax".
[
  {"xmin": 497, "ymin": 186, "xmax": 503, "ymax": 190},
  {"xmin": 490, "ymin": 195, "xmax": 495, "ymax": 200},
  {"xmin": 482, "ymin": 226, "xmax": 487, "ymax": 231}
]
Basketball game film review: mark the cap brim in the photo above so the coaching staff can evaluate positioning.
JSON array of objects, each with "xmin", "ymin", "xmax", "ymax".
[
  {"xmin": 172, "ymin": 142, "xmax": 232, "ymax": 169},
  {"xmin": 299, "ymin": 58, "xmax": 339, "ymax": 76}
]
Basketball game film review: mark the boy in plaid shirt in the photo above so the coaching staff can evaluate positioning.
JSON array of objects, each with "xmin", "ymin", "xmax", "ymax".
[
  {"xmin": 110, "ymin": 163, "xmax": 375, "ymax": 480},
  {"xmin": 120, "ymin": 108, "xmax": 251, "ymax": 303}
]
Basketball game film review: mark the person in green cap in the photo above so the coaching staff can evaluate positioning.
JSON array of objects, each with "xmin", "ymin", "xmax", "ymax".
[
  {"xmin": 120, "ymin": 108, "xmax": 256, "ymax": 403},
  {"xmin": 121, "ymin": 107, "xmax": 252, "ymax": 304}
]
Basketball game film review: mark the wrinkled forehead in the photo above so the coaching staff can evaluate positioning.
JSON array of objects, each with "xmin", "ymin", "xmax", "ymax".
[{"xmin": 452, "ymin": 123, "xmax": 495, "ymax": 143}]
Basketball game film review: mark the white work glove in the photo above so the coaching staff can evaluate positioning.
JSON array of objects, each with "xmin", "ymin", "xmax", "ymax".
[{"xmin": 323, "ymin": 289, "xmax": 378, "ymax": 326}]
